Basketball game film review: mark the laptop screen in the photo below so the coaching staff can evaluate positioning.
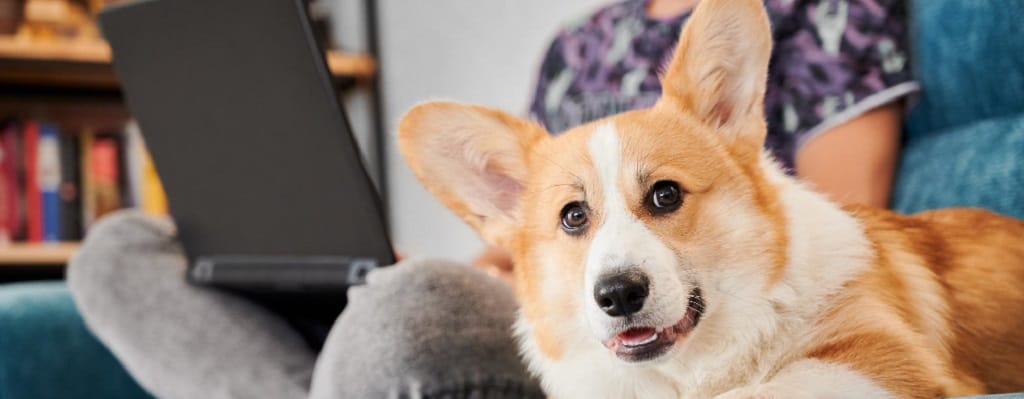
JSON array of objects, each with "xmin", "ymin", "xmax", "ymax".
[{"xmin": 100, "ymin": 0, "xmax": 394, "ymax": 266}]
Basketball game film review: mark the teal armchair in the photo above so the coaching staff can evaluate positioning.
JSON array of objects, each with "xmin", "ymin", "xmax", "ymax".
[{"xmin": 892, "ymin": 1, "xmax": 1024, "ymax": 218}]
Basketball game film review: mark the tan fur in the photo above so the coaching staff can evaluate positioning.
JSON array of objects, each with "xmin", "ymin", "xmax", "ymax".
[
  {"xmin": 803, "ymin": 207, "xmax": 1024, "ymax": 397},
  {"xmin": 397, "ymin": 0, "xmax": 1024, "ymax": 397}
]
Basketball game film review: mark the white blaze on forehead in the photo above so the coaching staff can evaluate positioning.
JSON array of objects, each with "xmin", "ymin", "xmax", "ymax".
[
  {"xmin": 583, "ymin": 123, "xmax": 690, "ymax": 338},
  {"xmin": 585, "ymin": 123, "xmax": 632, "ymax": 285},
  {"xmin": 584, "ymin": 122, "xmax": 661, "ymax": 278},
  {"xmin": 588, "ymin": 123, "xmax": 627, "ymax": 224}
]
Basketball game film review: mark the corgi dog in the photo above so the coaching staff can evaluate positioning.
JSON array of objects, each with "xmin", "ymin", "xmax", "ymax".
[{"xmin": 398, "ymin": 0, "xmax": 1024, "ymax": 397}]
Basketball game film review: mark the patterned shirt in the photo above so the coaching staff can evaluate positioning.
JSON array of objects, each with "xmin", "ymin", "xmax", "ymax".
[{"xmin": 529, "ymin": 0, "xmax": 917, "ymax": 170}]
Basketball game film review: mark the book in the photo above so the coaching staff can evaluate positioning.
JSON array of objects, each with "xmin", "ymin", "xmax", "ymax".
[
  {"xmin": 0, "ymin": 122, "xmax": 19, "ymax": 242},
  {"xmin": 11, "ymin": 120, "xmax": 26, "ymax": 241},
  {"xmin": 124, "ymin": 121, "xmax": 167, "ymax": 215},
  {"xmin": 22, "ymin": 120, "xmax": 42, "ymax": 242},
  {"xmin": 79, "ymin": 129, "xmax": 96, "ymax": 229},
  {"xmin": 111, "ymin": 132, "xmax": 130, "ymax": 209},
  {"xmin": 89, "ymin": 134, "xmax": 121, "ymax": 222},
  {"xmin": 139, "ymin": 146, "xmax": 167, "ymax": 215},
  {"xmin": 38, "ymin": 123, "xmax": 63, "ymax": 242},
  {"xmin": 59, "ymin": 133, "xmax": 82, "ymax": 240}
]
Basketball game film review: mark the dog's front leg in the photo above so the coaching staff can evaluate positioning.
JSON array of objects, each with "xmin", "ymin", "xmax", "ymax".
[{"xmin": 712, "ymin": 359, "xmax": 895, "ymax": 399}]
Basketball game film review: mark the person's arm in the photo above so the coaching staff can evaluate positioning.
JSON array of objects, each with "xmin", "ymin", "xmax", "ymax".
[
  {"xmin": 766, "ymin": 0, "xmax": 914, "ymax": 209},
  {"xmin": 795, "ymin": 103, "xmax": 903, "ymax": 208}
]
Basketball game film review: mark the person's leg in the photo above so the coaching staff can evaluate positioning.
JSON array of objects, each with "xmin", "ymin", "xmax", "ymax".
[
  {"xmin": 66, "ymin": 211, "xmax": 316, "ymax": 399},
  {"xmin": 309, "ymin": 258, "xmax": 544, "ymax": 399}
]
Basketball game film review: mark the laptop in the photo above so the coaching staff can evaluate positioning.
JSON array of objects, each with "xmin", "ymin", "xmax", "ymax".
[{"xmin": 98, "ymin": 0, "xmax": 395, "ymax": 303}]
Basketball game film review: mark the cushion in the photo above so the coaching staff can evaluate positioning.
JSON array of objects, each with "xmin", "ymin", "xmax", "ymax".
[
  {"xmin": 0, "ymin": 281, "xmax": 150, "ymax": 399},
  {"xmin": 893, "ymin": 113, "xmax": 1024, "ymax": 219},
  {"xmin": 959, "ymin": 395, "xmax": 1024, "ymax": 399},
  {"xmin": 905, "ymin": 1, "xmax": 1024, "ymax": 137}
]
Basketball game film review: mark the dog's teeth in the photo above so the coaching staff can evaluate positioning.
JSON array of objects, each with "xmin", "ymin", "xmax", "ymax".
[{"xmin": 624, "ymin": 333, "xmax": 658, "ymax": 347}]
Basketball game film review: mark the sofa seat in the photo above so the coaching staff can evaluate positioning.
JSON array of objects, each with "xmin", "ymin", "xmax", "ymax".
[{"xmin": 0, "ymin": 281, "xmax": 150, "ymax": 399}]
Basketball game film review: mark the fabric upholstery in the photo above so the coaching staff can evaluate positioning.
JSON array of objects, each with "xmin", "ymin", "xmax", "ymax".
[{"xmin": 0, "ymin": 281, "xmax": 150, "ymax": 399}]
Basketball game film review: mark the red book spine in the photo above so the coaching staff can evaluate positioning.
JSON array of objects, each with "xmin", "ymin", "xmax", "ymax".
[
  {"xmin": 0, "ymin": 123, "xmax": 18, "ymax": 241},
  {"xmin": 90, "ymin": 138, "xmax": 121, "ymax": 220},
  {"xmin": 22, "ymin": 120, "xmax": 42, "ymax": 242}
]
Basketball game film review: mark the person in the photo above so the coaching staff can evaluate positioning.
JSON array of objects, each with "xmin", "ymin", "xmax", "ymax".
[{"xmin": 68, "ymin": 1, "xmax": 915, "ymax": 398}]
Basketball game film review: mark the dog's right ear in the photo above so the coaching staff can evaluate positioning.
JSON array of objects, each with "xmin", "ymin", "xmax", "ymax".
[
  {"xmin": 399, "ymin": 101, "xmax": 547, "ymax": 248},
  {"xmin": 659, "ymin": 0, "xmax": 772, "ymax": 152}
]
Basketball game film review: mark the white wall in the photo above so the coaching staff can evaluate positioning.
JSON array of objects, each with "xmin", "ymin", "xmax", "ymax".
[{"xmin": 373, "ymin": 1, "xmax": 607, "ymax": 261}]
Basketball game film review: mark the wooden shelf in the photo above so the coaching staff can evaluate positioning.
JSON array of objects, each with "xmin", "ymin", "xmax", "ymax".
[
  {"xmin": 0, "ymin": 38, "xmax": 117, "ymax": 90},
  {"xmin": 0, "ymin": 36, "xmax": 377, "ymax": 90},
  {"xmin": 0, "ymin": 94, "xmax": 130, "ymax": 131},
  {"xmin": 0, "ymin": 242, "xmax": 79, "ymax": 265}
]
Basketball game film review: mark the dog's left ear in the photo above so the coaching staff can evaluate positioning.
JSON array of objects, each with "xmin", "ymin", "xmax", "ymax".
[
  {"xmin": 399, "ymin": 101, "xmax": 547, "ymax": 248},
  {"xmin": 660, "ymin": 0, "xmax": 773, "ymax": 147}
]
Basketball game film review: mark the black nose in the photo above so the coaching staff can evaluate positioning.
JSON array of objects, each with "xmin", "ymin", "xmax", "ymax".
[{"xmin": 594, "ymin": 271, "xmax": 650, "ymax": 317}]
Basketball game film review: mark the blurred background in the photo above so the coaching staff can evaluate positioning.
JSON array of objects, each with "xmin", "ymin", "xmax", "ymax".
[
  {"xmin": 377, "ymin": 1, "xmax": 607, "ymax": 260},
  {"xmin": 0, "ymin": 0, "xmax": 609, "ymax": 276}
]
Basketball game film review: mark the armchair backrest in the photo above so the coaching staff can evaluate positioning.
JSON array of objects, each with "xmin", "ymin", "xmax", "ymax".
[{"xmin": 905, "ymin": 1, "xmax": 1024, "ymax": 138}]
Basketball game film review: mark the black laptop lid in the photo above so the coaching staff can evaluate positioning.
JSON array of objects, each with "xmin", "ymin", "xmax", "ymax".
[{"xmin": 99, "ymin": 0, "xmax": 394, "ymax": 266}]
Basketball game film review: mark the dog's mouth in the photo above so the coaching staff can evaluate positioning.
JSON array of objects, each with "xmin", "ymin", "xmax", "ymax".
[{"xmin": 604, "ymin": 288, "xmax": 705, "ymax": 363}]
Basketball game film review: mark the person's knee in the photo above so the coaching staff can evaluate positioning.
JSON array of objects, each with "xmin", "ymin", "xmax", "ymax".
[
  {"xmin": 313, "ymin": 259, "xmax": 542, "ymax": 398},
  {"xmin": 66, "ymin": 210, "xmax": 182, "ymax": 305},
  {"xmin": 355, "ymin": 258, "xmax": 519, "ymax": 331},
  {"xmin": 82, "ymin": 209, "xmax": 176, "ymax": 249}
]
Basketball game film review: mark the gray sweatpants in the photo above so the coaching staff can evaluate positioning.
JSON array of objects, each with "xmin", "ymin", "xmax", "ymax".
[{"xmin": 66, "ymin": 211, "xmax": 542, "ymax": 399}]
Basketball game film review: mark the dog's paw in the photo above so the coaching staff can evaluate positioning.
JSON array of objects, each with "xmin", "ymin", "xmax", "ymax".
[{"xmin": 714, "ymin": 384, "xmax": 812, "ymax": 399}]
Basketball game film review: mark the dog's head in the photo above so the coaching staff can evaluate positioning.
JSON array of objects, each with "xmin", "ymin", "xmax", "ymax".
[{"xmin": 400, "ymin": 0, "xmax": 784, "ymax": 391}]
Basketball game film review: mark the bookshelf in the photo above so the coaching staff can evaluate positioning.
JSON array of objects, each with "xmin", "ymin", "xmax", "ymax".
[
  {"xmin": 0, "ymin": 36, "xmax": 376, "ymax": 134},
  {"xmin": 0, "ymin": 41, "xmax": 379, "ymax": 271},
  {"xmin": 0, "ymin": 0, "xmax": 390, "ymax": 279},
  {"xmin": 0, "ymin": 40, "xmax": 380, "ymax": 269},
  {"xmin": 0, "ymin": 36, "xmax": 377, "ymax": 91}
]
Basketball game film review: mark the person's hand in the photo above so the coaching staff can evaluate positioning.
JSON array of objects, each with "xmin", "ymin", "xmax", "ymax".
[{"xmin": 472, "ymin": 245, "xmax": 514, "ymax": 286}]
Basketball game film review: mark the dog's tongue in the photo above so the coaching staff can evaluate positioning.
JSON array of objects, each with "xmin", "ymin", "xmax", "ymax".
[{"xmin": 618, "ymin": 327, "xmax": 657, "ymax": 346}]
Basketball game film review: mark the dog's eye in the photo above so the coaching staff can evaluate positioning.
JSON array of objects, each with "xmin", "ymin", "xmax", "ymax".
[
  {"xmin": 560, "ymin": 202, "xmax": 589, "ymax": 234},
  {"xmin": 648, "ymin": 181, "xmax": 683, "ymax": 214}
]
